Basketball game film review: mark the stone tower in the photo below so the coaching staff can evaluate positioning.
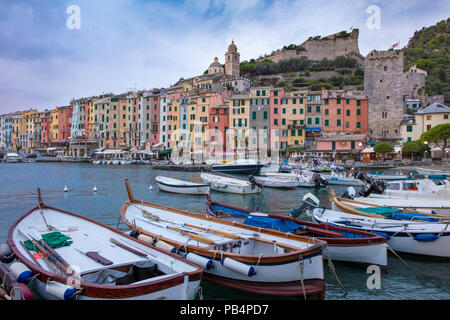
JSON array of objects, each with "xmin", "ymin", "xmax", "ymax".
[
  {"xmin": 225, "ymin": 40, "xmax": 240, "ymax": 78},
  {"xmin": 364, "ymin": 50, "xmax": 405, "ymax": 142}
]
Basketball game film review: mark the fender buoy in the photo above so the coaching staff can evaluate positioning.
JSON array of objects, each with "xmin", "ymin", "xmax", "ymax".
[
  {"xmin": 221, "ymin": 257, "xmax": 256, "ymax": 277},
  {"xmin": 45, "ymin": 281, "xmax": 78, "ymax": 300},
  {"xmin": 413, "ymin": 233, "xmax": 439, "ymax": 242},
  {"xmin": 137, "ymin": 234, "xmax": 154, "ymax": 244},
  {"xmin": 10, "ymin": 262, "xmax": 33, "ymax": 284},
  {"xmin": 155, "ymin": 240, "xmax": 176, "ymax": 253},
  {"xmin": 185, "ymin": 253, "xmax": 214, "ymax": 270},
  {"xmin": 17, "ymin": 283, "xmax": 34, "ymax": 300}
]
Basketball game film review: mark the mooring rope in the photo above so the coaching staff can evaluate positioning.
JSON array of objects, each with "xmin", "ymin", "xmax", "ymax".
[
  {"xmin": 325, "ymin": 248, "xmax": 347, "ymax": 293},
  {"xmin": 299, "ymin": 256, "xmax": 307, "ymax": 300}
]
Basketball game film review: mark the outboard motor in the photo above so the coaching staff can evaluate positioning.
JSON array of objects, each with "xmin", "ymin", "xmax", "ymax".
[
  {"xmin": 340, "ymin": 187, "xmax": 357, "ymax": 199},
  {"xmin": 357, "ymin": 179, "xmax": 386, "ymax": 197},
  {"xmin": 312, "ymin": 173, "xmax": 328, "ymax": 188},
  {"xmin": 353, "ymin": 169, "xmax": 370, "ymax": 184},
  {"xmin": 289, "ymin": 193, "xmax": 320, "ymax": 218},
  {"xmin": 248, "ymin": 175, "xmax": 263, "ymax": 190}
]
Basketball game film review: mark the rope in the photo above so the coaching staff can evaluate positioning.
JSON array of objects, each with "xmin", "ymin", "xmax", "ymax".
[
  {"xmin": 299, "ymin": 256, "xmax": 307, "ymax": 300},
  {"xmin": 194, "ymin": 286, "xmax": 203, "ymax": 300},
  {"xmin": 254, "ymin": 253, "xmax": 263, "ymax": 274},
  {"xmin": 325, "ymin": 248, "xmax": 347, "ymax": 293},
  {"xmin": 386, "ymin": 244, "xmax": 425, "ymax": 281}
]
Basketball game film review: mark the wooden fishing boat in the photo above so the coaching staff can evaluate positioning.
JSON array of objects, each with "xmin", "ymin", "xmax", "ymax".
[
  {"xmin": 121, "ymin": 180, "xmax": 327, "ymax": 299},
  {"xmin": 305, "ymin": 191, "xmax": 450, "ymax": 258},
  {"xmin": 331, "ymin": 190, "xmax": 450, "ymax": 221},
  {"xmin": 155, "ymin": 176, "xmax": 210, "ymax": 195},
  {"xmin": 7, "ymin": 189, "xmax": 203, "ymax": 300},
  {"xmin": 206, "ymin": 199, "xmax": 388, "ymax": 267},
  {"xmin": 252, "ymin": 176, "xmax": 299, "ymax": 189},
  {"xmin": 200, "ymin": 173, "xmax": 262, "ymax": 195},
  {"xmin": 416, "ymin": 167, "xmax": 450, "ymax": 178}
]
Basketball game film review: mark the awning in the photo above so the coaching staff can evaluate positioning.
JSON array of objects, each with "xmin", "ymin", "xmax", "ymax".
[
  {"xmin": 47, "ymin": 147, "xmax": 57, "ymax": 151},
  {"xmin": 305, "ymin": 128, "xmax": 321, "ymax": 131},
  {"xmin": 152, "ymin": 143, "xmax": 163, "ymax": 150},
  {"xmin": 159, "ymin": 149, "xmax": 173, "ymax": 155}
]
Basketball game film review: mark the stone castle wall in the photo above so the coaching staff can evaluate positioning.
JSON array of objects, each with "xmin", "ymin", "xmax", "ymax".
[
  {"xmin": 364, "ymin": 50, "xmax": 405, "ymax": 141},
  {"xmin": 262, "ymin": 29, "xmax": 363, "ymax": 64}
]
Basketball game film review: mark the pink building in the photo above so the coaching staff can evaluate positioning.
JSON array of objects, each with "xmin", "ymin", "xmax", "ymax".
[
  {"xmin": 316, "ymin": 134, "xmax": 369, "ymax": 160},
  {"xmin": 57, "ymin": 105, "xmax": 73, "ymax": 143}
]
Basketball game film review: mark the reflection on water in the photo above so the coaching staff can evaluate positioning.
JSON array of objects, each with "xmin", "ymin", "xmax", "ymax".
[{"xmin": 0, "ymin": 162, "xmax": 449, "ymax": 300}]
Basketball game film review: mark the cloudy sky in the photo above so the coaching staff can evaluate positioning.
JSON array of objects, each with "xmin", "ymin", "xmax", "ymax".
[{"xmin": 0, "ymin": 0, "xmax": 448, "ymax": 114}]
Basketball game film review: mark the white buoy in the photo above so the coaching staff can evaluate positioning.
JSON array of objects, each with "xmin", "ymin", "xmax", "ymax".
[
  {"xmin": 221, "ymin": 257, "xmax": 256, "ymax": 277},
  {"xmin": 185, "ymin": 253, "xmax": 214, "ymax": 270},
  {"xmin": 10, "ymin": 262, "xmax": 34, "ymax": 283},
  {"xmin": 155, "ymin": 240, "xmax": 176, "ymax": 253},
  {"xmin": 45, "ymin": 281, "xmax": 78, "ymax": 300},
  {"xmin": 149, "ymin": 184, "xmax": 154, "ymax": 190},
  {"xmin": 93, "ymin": 186, "xmax": 98, "ymax": 192},
  {"xmin": 63, "ymin": 186, "xmax": 68, "ymax": 192}
]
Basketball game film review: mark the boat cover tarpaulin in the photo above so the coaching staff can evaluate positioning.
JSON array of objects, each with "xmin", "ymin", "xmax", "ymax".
[
  {"xmin": 357, "ymin": 207, "xmax": 438, "ymax": 222},
  {"xmin": 243, "ymin": 216, "xmax": 300, "ymax": 233}
]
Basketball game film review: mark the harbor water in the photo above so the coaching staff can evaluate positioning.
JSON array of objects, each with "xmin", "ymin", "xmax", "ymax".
[{"xmin": 1, "ymin": 162, "xmax": 449, "ymax": 300}]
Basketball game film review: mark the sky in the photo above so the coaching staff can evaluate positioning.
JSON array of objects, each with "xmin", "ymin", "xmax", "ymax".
[{"xmin": 0, "ymin": 0, "xmax": 449, "ymax": 114}]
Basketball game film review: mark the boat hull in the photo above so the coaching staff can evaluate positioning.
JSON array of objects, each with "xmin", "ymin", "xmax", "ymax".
[
  {"xmin": 311, "ymin": 207, "xmax": 450, "ymax": 258},
  {"xmin": 212, "ymin": 164, "xmax": 263, "ymax": 175},
  {"xmin": 155, "ymin": 177, "xmax": 210, "ymax": 195}
]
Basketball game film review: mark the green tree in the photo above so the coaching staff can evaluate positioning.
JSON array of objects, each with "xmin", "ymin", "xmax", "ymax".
[
  {"xmin": 374, "ymin": 142, "xmax": 394, "ymax": 161},
  {"xmin": 420, "ymin": 123, "xmax": 450, "ymax": 158},
  {"xmin": 402, "ymin": 140, "xmax": 426, "ymax": 160}
]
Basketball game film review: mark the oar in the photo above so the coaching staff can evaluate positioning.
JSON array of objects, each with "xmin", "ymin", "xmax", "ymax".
[
  {"xmin": 183, "ymin": 223, "xmax": 242, "ymax": 240},
  {"xmin": 135, "ymin": 217, "xmax": 216, "ymax": 245},
  {"xmin": 28, "ymin": 229, "xmax": 72, "ymax": 270},
  {"xmin": 110, "ymin": 238, "xmax": 157, "ymax": 259},
  {"xmin": 23, "ymin": 232, "xmax": 74, "ymax": 276},
  {"xmin": 109, "ymin": 238, "xmax": 154, "ymax": 259},
  {"xmin": 166, "ymin": 225, "xmax": 216, "ymax": 245}
]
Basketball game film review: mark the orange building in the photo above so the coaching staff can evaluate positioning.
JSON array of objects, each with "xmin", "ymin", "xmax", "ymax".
[{"xmin": 321, "ymin": 90, "xmax": 368, "ymax": 135}]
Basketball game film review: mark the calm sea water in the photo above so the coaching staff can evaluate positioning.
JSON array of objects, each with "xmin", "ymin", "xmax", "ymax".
[{"xmin": 1, "ymin": 162, "xmax": 449, "ymax": 300}]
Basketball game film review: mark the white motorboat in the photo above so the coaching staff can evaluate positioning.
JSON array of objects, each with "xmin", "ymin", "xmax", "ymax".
[
  {"xmin": 121, "ymin": 180, "xmax": 326, "ymax": 299},
  {"xmin": 155, "ymin": 176, "xmax": 210, "ymax": 195},
  {"xmin": 3, "ymin": 152, "xmax": 22, "ymax": 163},
  {"xmin": 252, "ymin": 176, "xmax": 299, "ymax": 189},
  {"xmin": 200, "ymin": 173, "xmax": 262, "ymax": 194},
  {"xmin": 264, "ymin": 170, "xmax": 327, "ymax": 188},
  {"xmin": 322, "ymin": 170, "xmax": 364, "ymax": 186},
  {"xmin": 303, "ymin": 191, "xmax": 450, "ymax": 258},
  {"xmin": 211, "ymin": 159, "xmax": 264, "ymax": 175},
  {"xmin": 6, "ymin": 189, "xmax": 203, "ymax": 300}
]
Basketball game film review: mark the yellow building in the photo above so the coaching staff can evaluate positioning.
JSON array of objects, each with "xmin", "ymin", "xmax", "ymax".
[
  {"xmin": 188, "ymin": 95, "xmax": 209, "ymax": 151},
  {"xmin": 284, "ymin": 91, "xmax": 307, "ymax": 148},
  {"xmin": 401, "ymin": 102, "xmax": 450, "ymax": 142},
  {"xmin": 49, "ymin": 108, "xmax": 59, "ymax": 142},
  {"xmin": 229, "ymin": 94, "xmax": 250, "ymax": 154}
]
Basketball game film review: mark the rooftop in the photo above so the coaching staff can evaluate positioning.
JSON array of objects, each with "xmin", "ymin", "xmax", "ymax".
[{"xmin": 416, "ymin": 102, "xmax": 450, "ymax": 114}]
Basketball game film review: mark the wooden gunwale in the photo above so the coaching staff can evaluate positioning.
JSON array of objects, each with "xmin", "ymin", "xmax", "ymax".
[
  {"xmin": 207, "ymin": 201, "xmax": 386, "ymax": 247},
  {"xmin": 8, "ymin": 203, "xmax": 202, "ymax": 299},
  {"xmin": 121, "ymin": 201, "xmax": 325, "ymax": 265},
  {"xmin": 155, "ymin": 178, "xmax": 210, "ymax": 188}
]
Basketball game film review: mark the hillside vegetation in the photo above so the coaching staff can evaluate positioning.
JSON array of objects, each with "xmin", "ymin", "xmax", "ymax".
[{"xmin": 403, "ymin": 18, "xmax": 450, "ymax": 103}]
